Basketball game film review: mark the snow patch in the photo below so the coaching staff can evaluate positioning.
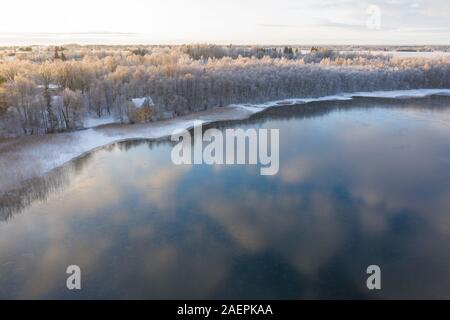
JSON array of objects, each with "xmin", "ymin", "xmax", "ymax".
[
  {"xmin": 37, "ymin": 84, "xmax": 61, "ymax": 90},
  {"xmin": 131, "ymin": 96, "xmax": 154, "ymax": 108},
  {"xmin": 83, "ymin": 115, "xmax": 118, "ymax": 128},
  {"xmin": 17, "ymin": 118, "xmax": 218, "ymax": 181}
]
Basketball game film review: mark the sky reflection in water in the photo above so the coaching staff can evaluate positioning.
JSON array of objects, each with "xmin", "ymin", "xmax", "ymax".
[{"xmin": 1, "ymin": 98, "xmax": 450, "ymax": 299}]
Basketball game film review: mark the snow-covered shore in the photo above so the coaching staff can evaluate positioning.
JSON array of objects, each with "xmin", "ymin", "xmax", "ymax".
[
  {"xmin": 1, "ymin": 88, "xmax": 450, "ymax": 196},
  {"xmin": 0, "ymin": 106, "xmax": 253, "ymax": 195},
  {"xmin": 231, "ymin": 88, "xmax": 450, "ymax": 113}
]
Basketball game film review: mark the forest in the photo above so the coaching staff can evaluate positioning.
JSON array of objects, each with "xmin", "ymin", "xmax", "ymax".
[{"xmin": 1, "ymin": 44, "xmax": 450, "ymax": 137}]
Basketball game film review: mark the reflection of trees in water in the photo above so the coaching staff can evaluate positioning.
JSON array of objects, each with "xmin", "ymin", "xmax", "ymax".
[
  {"xmin": 0, "ymin": 164, "xmax": 73, "ymax": 221},
  {"xmin": 0, "ymin": 152, "xmax": 99, "ymax": 221},
  {"xmin": 0, "ymin": 139, "xmax": 169, "ymax": 221},
  {"xmin": 115, "ymin": 139, "xmax": 167, "ymax": 152}
]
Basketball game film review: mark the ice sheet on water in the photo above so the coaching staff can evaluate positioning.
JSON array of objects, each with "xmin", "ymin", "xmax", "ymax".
[{"xmin": 232, "ymin": 89, "xmax": 450, "ymax": 113}]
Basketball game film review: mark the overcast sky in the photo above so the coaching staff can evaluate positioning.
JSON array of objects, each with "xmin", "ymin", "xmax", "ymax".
[{"xmin": 1, "ymin": 0, "xmax": 449, "ymax": 45}]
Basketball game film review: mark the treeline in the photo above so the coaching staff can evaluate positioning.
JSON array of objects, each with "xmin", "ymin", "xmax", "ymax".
[{"xmin": 1, "ymin": 45, "xmax": 450, "ymax": 137}]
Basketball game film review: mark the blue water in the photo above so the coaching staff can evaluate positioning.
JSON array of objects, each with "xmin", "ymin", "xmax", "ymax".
[{"xmin": 1, "ymin": 97, "xmax": 450, "ymax": 299}]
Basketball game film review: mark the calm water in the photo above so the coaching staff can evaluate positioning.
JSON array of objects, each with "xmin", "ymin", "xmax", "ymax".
[{"xmin": 1, "ymin": 97, "xmax": 450, "ymax": 299}]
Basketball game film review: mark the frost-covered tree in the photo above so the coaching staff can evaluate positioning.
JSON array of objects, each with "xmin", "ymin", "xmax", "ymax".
[
  {"xmin": 1, "ymin": 44, "xmax": 450, "ymax": 137},
  {"xmin": 57, "ymin": 89, "xmax": 85, "ymax": 130}
]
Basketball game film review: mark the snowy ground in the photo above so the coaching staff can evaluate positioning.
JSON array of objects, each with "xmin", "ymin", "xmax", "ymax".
[
  {"xmin": 2, "ymin": 88, "xmax": 450, "ymax": 196},
  {"xmin": 83, "ymin": 115, "xmax": 119, "ymax": 128}
]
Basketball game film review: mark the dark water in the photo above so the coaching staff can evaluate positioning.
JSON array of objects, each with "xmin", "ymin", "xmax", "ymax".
[{"xmin": 1, "ymin": 97, "xmax": 450, "ymax": 299}]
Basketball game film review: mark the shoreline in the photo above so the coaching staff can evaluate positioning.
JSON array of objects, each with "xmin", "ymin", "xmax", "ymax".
[{"xmin": 1, "ymin": 88, "xmax": 450, "ymax": 196}]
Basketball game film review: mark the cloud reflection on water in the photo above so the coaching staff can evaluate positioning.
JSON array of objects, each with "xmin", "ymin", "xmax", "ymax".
[{"xmin": 1, "ymin": 97, "xmax": 450, "ymax": 298}]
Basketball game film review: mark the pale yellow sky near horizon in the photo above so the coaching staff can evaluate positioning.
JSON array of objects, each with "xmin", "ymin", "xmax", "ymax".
[{"xmin": 1, "ymin": 0, "xmax": 450, "ymax": 45}]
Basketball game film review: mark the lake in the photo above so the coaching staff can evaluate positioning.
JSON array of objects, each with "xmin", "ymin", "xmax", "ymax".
[{"xmin": 1, "ymin": 96, "xmax": 450, "ymax": 299}]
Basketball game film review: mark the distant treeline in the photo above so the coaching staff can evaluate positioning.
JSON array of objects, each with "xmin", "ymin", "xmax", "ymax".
[{"xmin": 1, "ymin": 44, "xmax": 450, "ymax": 137}]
